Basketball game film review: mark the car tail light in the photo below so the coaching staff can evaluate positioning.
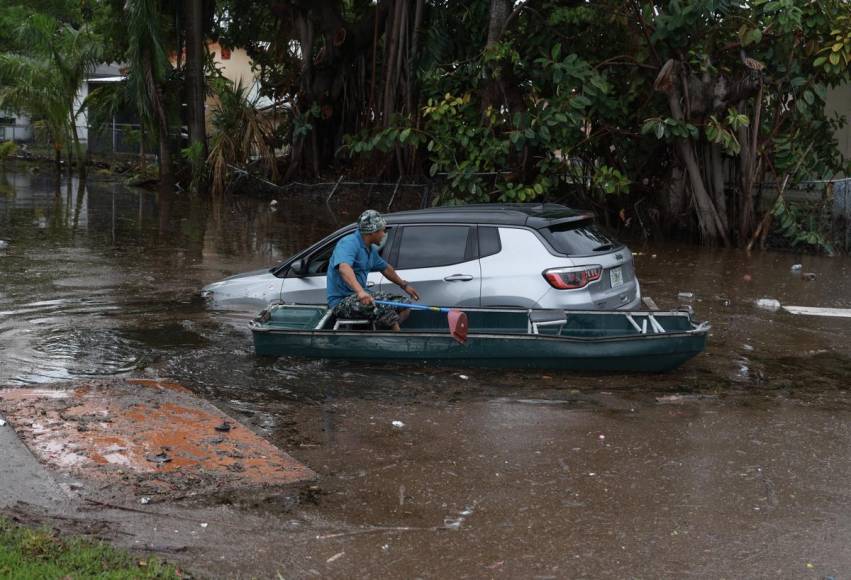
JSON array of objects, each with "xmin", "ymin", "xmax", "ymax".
[{"xmin": 543, "ymin": 265, "xmax": 603, "ymax": 290}]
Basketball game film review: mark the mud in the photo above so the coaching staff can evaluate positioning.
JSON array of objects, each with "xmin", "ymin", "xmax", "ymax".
[{"xmin": 2, "ymin": 171, "xmax": 851, "ymax": 577}]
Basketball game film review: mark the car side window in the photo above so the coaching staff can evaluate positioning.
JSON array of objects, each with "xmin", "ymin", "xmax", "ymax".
[
  {"xmin": 478, "ymin": 226, "xmax": 501, "ymax": 258},
  {"xmin": 305, "ymin": 242, "xmax": 335, "ymax": 275},
  {"xmin": 395, "ymin": 225, "xmax": 473, "ymax": 270},
  {"xmin": 293, "ymin": 227, "xmax": 395, "ymax": 277}
]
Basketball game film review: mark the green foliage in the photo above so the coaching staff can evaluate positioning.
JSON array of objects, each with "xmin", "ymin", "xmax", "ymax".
[
  {"xmin": 771, "ymin": 197, "xmax": 834, "ymax": 253},
  {"xmin": 812, "ymin": 13, "xmax": 851, "ymax": 76},
  {"xmin": 348, "ymin": 38, "xmax": 621, "ymax": 204},
  {"xmin": 124, "ymin": 0, "xmax": 171, "ymax": 132},
  {"xmin": 181, "ymin": 141, "xmax": 207, "ymax": 192},
  {"xmin": 0, "ymin": 516, "xmax": 180, "ymax": 578},
  {"xmin": 208, "ymin": 77, "xmax": 277, "ymax": 195},
  {"xmin": 0, "ymin": 8, "xmax": 101, "ymax": 162},
  {"xmin": 593, "ymin": 165, "xmax": 630, "ymax": 196},
  {"xmin": 642, "ymin": 117, "xmax": 699, "ymax": 141},
  {"xmin": 0, "ymin": 141, "xmax": 17, "ymax": 162}
]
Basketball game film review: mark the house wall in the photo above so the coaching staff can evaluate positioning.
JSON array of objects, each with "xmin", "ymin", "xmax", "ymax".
[
  {"xmin": 0, "ymin": 112, "xmax": 32, "ymax": 141},
  {"xmin": 207, "ymin": 43, "xmax": 255, "ymax": 88}
]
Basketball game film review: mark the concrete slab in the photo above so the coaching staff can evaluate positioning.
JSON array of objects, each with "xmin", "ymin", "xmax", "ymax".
[{"xmin": 0, "ymin": 378, "xmax": 315, "ymax": 498}]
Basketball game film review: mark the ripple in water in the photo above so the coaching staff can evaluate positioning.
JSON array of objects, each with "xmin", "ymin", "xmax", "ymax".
[{"xmin": 8, "ymin": 328, "xmax": 140, "ymax": 385}]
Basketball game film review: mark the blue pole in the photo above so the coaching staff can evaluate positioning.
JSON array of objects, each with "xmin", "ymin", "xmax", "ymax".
[{"xmin": 373, "ymin": 300, "xmax": 454, "ymax": 313}]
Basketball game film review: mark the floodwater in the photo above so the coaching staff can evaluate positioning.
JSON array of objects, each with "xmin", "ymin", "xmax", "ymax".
[{"xmin": 2, "ymin": 169, "xmax": 851, "ymax": 577}]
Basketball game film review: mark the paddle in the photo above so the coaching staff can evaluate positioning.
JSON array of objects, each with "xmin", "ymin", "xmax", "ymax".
[{"xmin": 374, "ymin": 300, "xmax": 469, "ymax": 344}]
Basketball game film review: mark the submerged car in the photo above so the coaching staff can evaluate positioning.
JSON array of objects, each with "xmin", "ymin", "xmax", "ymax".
[{"xmin": 201, "ymin": 203, "xmax": 641, "ymax": 311}]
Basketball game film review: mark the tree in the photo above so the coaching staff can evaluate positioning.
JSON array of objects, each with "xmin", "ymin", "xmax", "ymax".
[
  {"xmin": 184, "ymin": 0, "xmax": 210, "ymax": 163},
  {"xmin": 0, "ymin": 10, "xmax": 101, "ymax": 174},
  {"xmin": 124, "ymin": 0, "xmax": 175, "ymax": 192}
]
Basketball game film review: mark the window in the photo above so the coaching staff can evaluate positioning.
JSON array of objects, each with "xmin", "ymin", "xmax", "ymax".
[
  {"xmin": 297, "ymin": 227, "xmax": 394, "ymax": 276},
  {"xmin": 396, "ymin": 226, "xmax": 473, "ymax": 269},
  {"xmin": 305, "ymin": 242, "xmax": 335, "ymax": 275},
  {"xmin": 478, "ymin": 227, "xmax": 501, "ymax": 258},
  {"xmin": 543, "ymin": 221, "xmax": 622, "ymax": 255}
]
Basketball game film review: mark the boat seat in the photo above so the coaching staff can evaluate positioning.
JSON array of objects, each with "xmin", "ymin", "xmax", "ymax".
[
  {"xmin": 332, "ymin": 318, "xmax": 376, "ymax": 331},
  {"xmin": 529, "ymin": 309, "xmax": 567, "ymax": 335}
]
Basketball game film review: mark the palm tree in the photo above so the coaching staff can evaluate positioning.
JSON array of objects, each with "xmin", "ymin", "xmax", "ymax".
[
  {"xmin": 0, "ymin": 14, "xmax": 102, "ymax": 173},
  {"xmin": 207, "ymin": 78, "xmax": 277, "ymax": 195},
  {"xmin": 124, "ymin": 0, "xmax": 175, "ymax": 192}
]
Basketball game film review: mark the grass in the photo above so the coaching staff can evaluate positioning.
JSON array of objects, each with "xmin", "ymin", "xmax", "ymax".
[{"xmin": 0, "ymin": 517, "xmax": 183, "ymax": 579}]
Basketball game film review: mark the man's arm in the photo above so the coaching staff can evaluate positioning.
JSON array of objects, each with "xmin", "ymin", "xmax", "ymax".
[
  {"xmin": 383, "ymin": 265, "xmax": 420, "ymax": 301},
  {"xmin": 338, "ymin": 263, "xmax": 374, "ymax": 306}
]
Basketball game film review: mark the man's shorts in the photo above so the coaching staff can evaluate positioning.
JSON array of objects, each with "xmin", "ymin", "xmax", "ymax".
[{"xmin": 332, "ymin": 292, "xmax": 410, "ymax": 328}]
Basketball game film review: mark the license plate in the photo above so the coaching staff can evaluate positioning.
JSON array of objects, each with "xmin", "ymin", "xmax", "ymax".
[{"xmin": 610, "ymin": 267, "xmax": 624, "ymax": 288}]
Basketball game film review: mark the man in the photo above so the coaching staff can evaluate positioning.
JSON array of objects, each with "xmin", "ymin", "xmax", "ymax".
[{"xmin": 327, "ymin": 209, "xmax": 420, "ymax": 331}]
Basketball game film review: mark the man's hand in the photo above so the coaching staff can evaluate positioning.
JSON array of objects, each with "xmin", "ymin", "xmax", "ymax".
[
  {"xmin": 357, "ymin": 290, "xmax": 375, "ymax": 307},
  {"xmin": 405, "ymin": 285, "xmax": 420, "ymax": 301}
]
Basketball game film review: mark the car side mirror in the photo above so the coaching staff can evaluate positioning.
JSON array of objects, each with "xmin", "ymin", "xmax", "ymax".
[{"xmin": 290, "ymin": 259, "xmax": 307, "ymax": 277}]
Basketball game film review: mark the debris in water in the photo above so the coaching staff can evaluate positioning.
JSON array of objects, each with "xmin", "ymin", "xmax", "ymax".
[
  {"xmin": 200, "ymin": 523, "xmax": 208, "ymax": 528},
  {"xmin": 755, "ymin": 298, "xmax": 781, "ymax": 312},
  {"xmin": 642, "ymin": 296, "xmax": 660, "ymax": 311},
  {"xmin": 598, "ymin": 434, "xmax": 606, "ymax": 440},
  {"xmin": 459, "ymin": 374, "xmax": 469, "ymax": 380},
  {"xmin": 327, "ymin": 552, "xmax": 345, "ymax": 563},
  {"xmin": 214, "ymin": 421, "xmax": 232, "ymax": 433},
  {"xmin": 790, "ymin": 264, "xmax": 802, "ymax": 272},
  {"xmin": 743, "ymin": 344, "xmax": 754, "ymax": 351},
  {"xmin": 783, "ymin": 306, "xmax": 851, "ymax": 319},
  {"xmin": 801, "ymin": 272, "xmax": 817, "ymax": 281},
  {"xmin": 0, "ymin": 415, "xmax": 6, "ymax": 427},
  {"xmin": 139, "ymin": 496, "xmax": 151, "ymax": 505},
  {"xmin": 743, "ymin": 274, "xmax": 752, "ymax": 282},
  {"xmin": 677, "ymin": 292, "xmax": 694, "ymax": 303},
  {"xmin": 391, "ymin": 420, "xmax": 405, "ymax": 429},
  {"xmin": 0, "ymin": 240, "xmax": 8, "ymax": 250}
]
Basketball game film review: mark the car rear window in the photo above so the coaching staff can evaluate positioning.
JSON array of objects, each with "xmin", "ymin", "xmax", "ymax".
[{"xmin": 543, "ymin": 221, "xmax": 622, "ymax": 255}]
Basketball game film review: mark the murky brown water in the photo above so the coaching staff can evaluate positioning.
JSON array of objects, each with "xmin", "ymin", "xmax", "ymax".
[{"xmin": 2, "ymin": 169, "xmax": 851, "ymax": 577}]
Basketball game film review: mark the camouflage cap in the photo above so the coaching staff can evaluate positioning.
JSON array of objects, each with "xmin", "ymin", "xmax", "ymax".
[{"xmin": 358, "ymin": 209, "xmax": 387, "ymax": 234}]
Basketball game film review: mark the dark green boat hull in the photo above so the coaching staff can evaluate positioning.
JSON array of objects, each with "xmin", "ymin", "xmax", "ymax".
[{"xmin": 251, "ymin": 306, "xmax": 708, "ymax": 372}]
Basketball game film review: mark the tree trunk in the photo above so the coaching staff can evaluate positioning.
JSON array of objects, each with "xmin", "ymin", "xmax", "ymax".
[
  {"xmin": 661, "ymin": 74, "xmax": 729, "ymax": 245},
  {"xmin": 487, "ymin": 0, "xmax": 512, "ymax": 47},
  {"xmin": 144, "ymin": 53, "xmax": 174, "ymax": 193},
  {"xmin": 185, "ymin": 0, "xmax": 208, "ymax": 161},
  {"xmin": 737, "ymin": 83, "xmax": 762, "ymax": 242},
  {"xmin": 382, "ymin": 0, "xmax": 403, "ymax": 127},
  {"xmin": 482, "ymin": 0, "xmax": 513, "ymax": 114},
  {"xmin": 708, "ymin": 144, "xmax": 727, "ymax": 229},
  {"xmin": 676, "ymin": 139, "xmax": 728, "ymax": 244},
  {"xmin": 70, "ymin": 117, "xmax": 86, "ymax": 181}
]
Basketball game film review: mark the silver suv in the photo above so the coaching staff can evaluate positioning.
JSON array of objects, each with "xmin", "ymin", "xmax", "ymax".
[{"xmin": 202, "ymin": 203, "xmax": 641, "ymax": 310}]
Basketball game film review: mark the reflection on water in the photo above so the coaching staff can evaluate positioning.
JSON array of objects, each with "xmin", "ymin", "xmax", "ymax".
[
  {"xmin": 0, "ymin": 169, "xmax": 850, "ymax": 390},
  {"xmin": 0, "ymin": 171, "xmax": 421, "ymax": 385},
  {"xmin": 4, "ymin": 170, "xmax": 851, "ymax": 578}
]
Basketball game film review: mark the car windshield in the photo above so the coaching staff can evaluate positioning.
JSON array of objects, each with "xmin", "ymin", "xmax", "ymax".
[{"xmin": 544, "ymin": 221, "xmax": 621, "ymax": 255}]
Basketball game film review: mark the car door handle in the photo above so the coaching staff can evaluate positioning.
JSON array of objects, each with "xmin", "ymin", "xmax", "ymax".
[{"xmin": 443, "ymin": 274, "xmax": 474, "ymax": 282}]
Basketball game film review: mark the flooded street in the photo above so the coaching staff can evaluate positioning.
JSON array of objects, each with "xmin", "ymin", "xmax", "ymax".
[{"xmin": 2, "ymin": 169, "xmax": 851, "ymax": 577}]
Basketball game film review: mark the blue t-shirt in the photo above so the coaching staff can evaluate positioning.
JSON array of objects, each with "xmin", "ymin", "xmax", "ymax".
[{"xmin": 326, "ymin": 230, "xmax": 388, "ymax": 307}]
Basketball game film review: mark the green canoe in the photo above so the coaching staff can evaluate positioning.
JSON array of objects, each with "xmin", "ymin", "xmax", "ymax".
[{"xmin": 250, "ymin": 304, "xmax": 709, "ymax": 372}]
